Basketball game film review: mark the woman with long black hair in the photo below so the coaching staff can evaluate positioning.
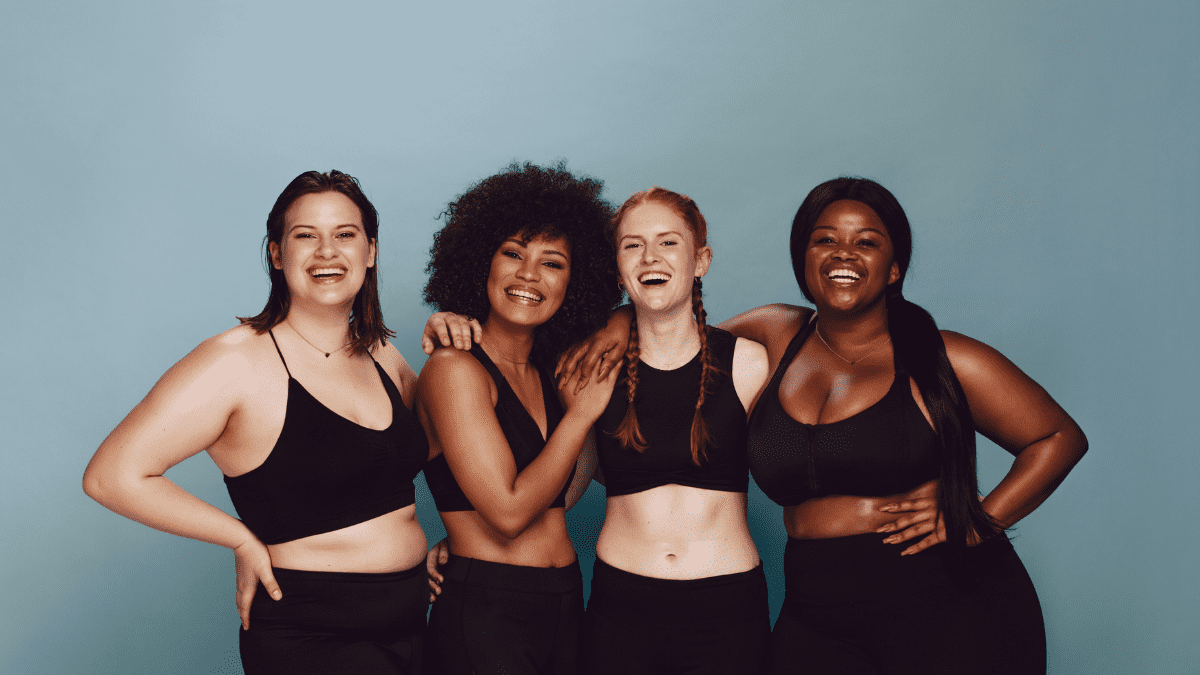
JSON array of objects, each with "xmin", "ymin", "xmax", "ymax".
[
  {"xmin": 84, "ymin": 170, "xmax": 432, "ymax": 674},
  {"xmin": 558, "ymin": 177, "xmax": 1087, "ymax": 674}
]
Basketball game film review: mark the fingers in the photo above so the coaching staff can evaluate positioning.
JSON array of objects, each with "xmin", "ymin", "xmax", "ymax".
[
  {"xmin": 878, "ymin": 497, "xmax": 936, "ymax": 513},
  {"xmin": 468, "ymin": 317, "xmax": 483, "ymax": 345},
  {"xmin": 556, "ymin": 345, "xmax": 582, "ymax": 379},
  {"xmin": 237, "ymin": 581, "xmax": 255, "ymax": 631},
  {"xmin": 881, "ymin": 518, "xmax": 936, "ymax": 544},
  {"xmin": 901, "ymin": 529, "xmax": 946, "ymax": 556},
  {"xmin": 597, "ymin": 348, "xmax": 623, "ymax": 382},
  {"xmin": 260, "ymin": 569, "xmax": 282, "ymax": 602}
]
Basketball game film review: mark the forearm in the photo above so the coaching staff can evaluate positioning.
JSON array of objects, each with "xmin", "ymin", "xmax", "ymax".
[
  {"xmin": 84, "ymin": 472, "xmax": 256, "ymax": 550},
  {"xmin": 486, "ymin": 413, "xmax": 594, "ymax": 537},
  {"xmin": 982, "ymin": 425, "xmax": 1088, "ymax": 529},
  {"xmin": 716, "ymin": 303, "xmax": 805, "ymax": 345}
]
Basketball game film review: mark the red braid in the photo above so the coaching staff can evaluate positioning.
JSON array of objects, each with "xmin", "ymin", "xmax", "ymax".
[
  {"xmin": 613, "ymin": 312, "xmax": 648, "ymax": 452},
  {"xmin": 689, "ymin": 279, "xmax": 713, "ymax": 465}
]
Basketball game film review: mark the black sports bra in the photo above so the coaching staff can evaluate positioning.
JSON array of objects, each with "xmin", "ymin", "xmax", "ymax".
[
  {"xmin": 595, "ymin": 327, "xmax": 749, "ymax": 497},
  {"xmin": 223, "ymin": 332, "xmax": 428, "ymax": 545},
  {"xmin": 424, "ymin": 343, "xmax": 573, "ymax": 512},
  {"xmin": 746, "ymin": 317, "xmax": 940, "ymax": 507}
]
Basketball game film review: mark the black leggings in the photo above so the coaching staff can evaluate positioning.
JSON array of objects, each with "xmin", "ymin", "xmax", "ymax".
[
  {"xmin": 426, "ymin": 555, "xmax": 583, "ymax": 675},
  {"xmin": 239, "ymin": 564, "xmax": 428, "ymax": 675},
  {"xmin": 768, "ymin": 533, "xmax": 1045, "ymax": 675},
  {"xmin": 580, "ymin": 558, "xmax": 771, "ymax": 675}
]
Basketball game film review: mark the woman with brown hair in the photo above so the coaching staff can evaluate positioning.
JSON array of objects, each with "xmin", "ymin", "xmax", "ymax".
[{"xmin": 84, "ymin": 170, "xmax": 431, "ymax": 674}]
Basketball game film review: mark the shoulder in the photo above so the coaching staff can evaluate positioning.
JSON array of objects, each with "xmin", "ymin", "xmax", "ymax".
[
  {"xmin": 188, "ymin": 325, "xmax": 278, "ymax": 381},
  {"xmin": 417, "ymin": 348, "xmax": 491, "ymax": 397},
  {"xmin": 939, "ymin": 330, "xmax": 1018, "ymax": 385}
]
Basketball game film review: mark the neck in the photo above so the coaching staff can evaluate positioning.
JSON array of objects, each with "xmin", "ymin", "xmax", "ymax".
[
  {"xmin": 480, "ymin": 317, "xmax": 536, "ymax": 371},
  {"xmin": 814, "ymin": 301, "xmax": 890, "ymax": 355},
  {"xmin": 283, "ymin": 303, "xmax": 354, "ymax": 350},
  {"xmin": 635, "ymin": 302, "xmax": 701, "ymax": 370}
]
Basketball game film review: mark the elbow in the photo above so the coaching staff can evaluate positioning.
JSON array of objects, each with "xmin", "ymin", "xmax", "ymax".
[
  {"xmin": 82, "ymin": 467, "xmax": 113, "ymax": 505},
  {"xmin": 492, "ymin": 514, "xmax": 533, "ymax": 541}
]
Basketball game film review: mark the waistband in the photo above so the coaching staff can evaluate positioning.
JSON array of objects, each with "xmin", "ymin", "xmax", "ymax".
[
  {"xmin": 783, "ymin": 532, "xmax": 1017, "ymax": 606},
  {"xmin": 250, "ymin": 561, "xmax": 428, "ymax": 631},
  {"xmin": 588, "ymin": 558, "xmax": 768, "ymax": 625},
  {"xmin": 442, "ymin": 555, "xmax": 582, "ymax": 595}
]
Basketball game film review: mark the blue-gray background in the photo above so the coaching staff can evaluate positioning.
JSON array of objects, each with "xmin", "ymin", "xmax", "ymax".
[{"xmin": 2, "ymin": 1, "xmax": 1196, "ymax": 673}]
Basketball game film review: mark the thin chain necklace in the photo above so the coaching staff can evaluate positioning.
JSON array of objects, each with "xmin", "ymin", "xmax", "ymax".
[
  {"xmin": 815, "ymin": 323, "xmax": 891, "ymax": 366},
  {"xmin": 285, "ymin": 320, "xmax": 350, "ymax": 358}
]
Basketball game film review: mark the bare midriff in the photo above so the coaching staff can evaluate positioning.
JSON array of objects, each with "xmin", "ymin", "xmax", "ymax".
[
  {"xmin": 596, "ymin": 485, "xmax": 760, "ymax": 580},
  {"xmin": 268, "ymin": 504, "xmax": 428, "ymax": 573},
  {"xmin": 783, "ymin": 479, "xmax": 937, "ymax": 540},
  {"xmin": 440, "ymin": 508, "xmax": 577, "ymax": 568}
]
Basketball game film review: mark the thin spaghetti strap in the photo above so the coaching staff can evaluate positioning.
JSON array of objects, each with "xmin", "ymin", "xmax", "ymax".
[{"xmin": 267, "ymin": 330, "xmax": 292, "ymax": 377}]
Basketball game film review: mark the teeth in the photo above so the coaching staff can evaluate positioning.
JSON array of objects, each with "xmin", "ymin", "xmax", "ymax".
[
  {"xmin": 311, "ymin": 268, "xmax": 345, "ymax": 277},
  {"xmin": 828, "ymin": 270, "xmax": 860, "ymax": 280},
  {"xmin": 639, "ymin": 272, "xmax": 670, "ymax": 285},
  {"xmin": 508, "ymin": 289, "xmax": 543, "ymax": 302}
]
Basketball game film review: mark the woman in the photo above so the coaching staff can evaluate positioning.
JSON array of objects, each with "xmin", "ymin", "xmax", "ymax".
[
  {"xmin": 426, "ymin": 187, "xmax": 773, "ymax": 673},
  {"xmin": 560, "ymin": 177, "xmax": 1087, "ymax": 674},
  {"xmin": 83, "ymin": 171, "xmax": 431, "ymax": 674},
  {"xmin": 417, "ymin": 161, "xmax": 622, "ymax": 675},
  {"xmin": 581, "ymin": 187, "xmax": 772, "ymax": 674}
]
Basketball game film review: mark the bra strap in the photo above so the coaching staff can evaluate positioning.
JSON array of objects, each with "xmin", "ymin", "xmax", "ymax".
[
  {"xmin": 267, "ymin": 330, "xmax": 292, "ymax": 377},
  {"xmin": 774, "ymin": 312, "xmax": 818, "ymax": 383}
]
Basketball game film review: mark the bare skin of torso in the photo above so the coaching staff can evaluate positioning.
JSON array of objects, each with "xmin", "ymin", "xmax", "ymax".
[{"xmin": 215, "ymin": 328, "xmax": 428, "ymax": 573}]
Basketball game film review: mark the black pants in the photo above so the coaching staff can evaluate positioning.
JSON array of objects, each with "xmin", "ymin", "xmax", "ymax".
[
  {"xmin": 580, "ymin": 558, "xmax": 771, "ymax": 675},
  {"xmin": 768, "ymin": 533, "xmax": 1045, "ymax": 675},
  {"xmin": 239, "ymin": 564, "xmax": 428, "ymax": 675},
  {"xmin": 426, "ymin": 555, "xmax": 583, "ymax": 675}
]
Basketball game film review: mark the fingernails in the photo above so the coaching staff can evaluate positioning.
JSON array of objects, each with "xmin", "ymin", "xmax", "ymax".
[
  {"xmin": 879, "ymin": 504, "xmax": 896, "ymax": 512},
  {"xmin": 876, "ymin": 524, "xmax": 893, "ymax": 533},
  {"xmin": 883, "ymin": 535, "xmax": 898, "ymax": 544},
  {"xmin": 271, "ymin": 589, "xmax": 281, "ymax": 600}
]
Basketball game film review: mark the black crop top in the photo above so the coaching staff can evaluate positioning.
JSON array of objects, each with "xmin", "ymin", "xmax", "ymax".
[
  {"xmin": 424, "ymin": 343, "xmax": 573, "ymax": 512},
  {"xmin": 223, "ymin": 332, "xmax": 428, "ymax": 545},
  {"xmin": 595, "ymin": 327, "xmax": 749, "ymax": 497},
  {"xmin": 746, "ymin": 317, "xmax": 940, "ymax": 507}
]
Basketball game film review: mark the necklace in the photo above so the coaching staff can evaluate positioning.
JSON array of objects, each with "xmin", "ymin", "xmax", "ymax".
[
  {"xmin": 285, "ymin": 320, "xmax": 350, "ymax": 358},
  {"xmin": 815, "ymin": 324, "xmax": 891, "ymax": 365}
]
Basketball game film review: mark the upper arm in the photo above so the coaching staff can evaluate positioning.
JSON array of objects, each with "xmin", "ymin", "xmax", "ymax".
[
  {"xmin": 943, "ymin": 331, "xmax": 1086, "ymax": 457},
  {"xmin": 85, "ymin": 334, "xmax": 249, "ymax": 488},
  {"xmin": 416, "ymin": 351, "xmax": 521, "ymax": 512},
  {"xmin": 717, "ymin": 304, "xmax": 812, "ymax": 366},
  {"xmin": 731, "ymin": 337, "xmax": 770, "ymax": 416}
]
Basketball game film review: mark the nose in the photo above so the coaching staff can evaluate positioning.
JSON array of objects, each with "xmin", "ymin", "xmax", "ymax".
[
  {"xmin": 641, "ymin": 243, "xmax": 661, "ymax": 264},
  {"xmin": 831, "ymin": 244, "xmax": 857, "ymax": 262},
  {"xmin": 516, "ymin": 257, "xmax": 541, "ymax": 281},
  {"xmin": 316, "ymin": 235, "xmax": 336, "ymax": 258}
]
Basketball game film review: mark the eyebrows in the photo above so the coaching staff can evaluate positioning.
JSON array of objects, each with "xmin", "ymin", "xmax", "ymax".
[
  {"xmin": 287, "ymin": 222, "xmax": 364, "ymax": 233},
  {"xmin": 811, "ymin": 224, "xmax": 887, "ymax": 237},
  {"xmin": 504, "ymin": 237, "xmax": 569, "ymax": 261},
  {"xmin": 618, "ymin": 230, "xmax": 685, "ymax": 243}
]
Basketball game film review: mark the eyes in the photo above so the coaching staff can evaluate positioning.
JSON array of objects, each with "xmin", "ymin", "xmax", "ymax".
[
  {"xmin": 501, "ymin": 249, "xmax": 566, "ymax": 270},
  {"xmin": 622, "ymin": 239, "xmax": 679, "ymax": 250},
  {"xmin": 810, "ymin": 234, "xmax": 881, "ymax": 248},
  {"xmin": 293, "ymin": 230, "xmax": 358, "ymax": 240}
]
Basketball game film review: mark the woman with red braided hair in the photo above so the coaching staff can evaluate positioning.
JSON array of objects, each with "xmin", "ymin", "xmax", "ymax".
[{"xmin": 576, "ymin": 187, "xmax": 772, "ymax": 674}]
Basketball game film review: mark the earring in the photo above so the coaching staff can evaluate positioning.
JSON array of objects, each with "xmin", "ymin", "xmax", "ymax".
[{"xmin": 618, "ymin": 281, "xmax": 626, "ymax": 292}]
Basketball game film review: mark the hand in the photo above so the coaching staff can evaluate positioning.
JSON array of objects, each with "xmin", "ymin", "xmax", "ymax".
[
  {"xmin": 422, "ymin": 312, "xmax": 483, "ymax": 355},
  {"xmin": 559, "ymin": 358, "xmax": 622, "ymax": 422},
  {"xmin": 426, "ymin": 537, "xmax": 449, "ymax": 602},
  {"xmin": 876, "ymin": 495, "xmax": 946, "ymax": 555},
  {"xmin": 234, "ymin": 537, "xmax": 280, "ymax": 630},
  {"xmin": 876, "ymin": 481, "xmax": 983, "ymax": 555},
  {"xmin": 555, "ymin": 307, "xmax": 631, "ymax": 392}
]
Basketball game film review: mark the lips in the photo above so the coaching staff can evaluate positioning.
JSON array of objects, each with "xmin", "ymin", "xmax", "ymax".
[
  {"xmin": 638, "ymin": 271, "xmax": 671, "ymax": 286},
  {"xmin": 826, "ymin": 268, "xmax": 862, "ymax": 284},
  {"xmin": 506, "ymin": 287, "xmax": 544, "ymax": 303},
  {"xmin": 309, "ymin": 266, "xmax": 347, "ymax": 279}
]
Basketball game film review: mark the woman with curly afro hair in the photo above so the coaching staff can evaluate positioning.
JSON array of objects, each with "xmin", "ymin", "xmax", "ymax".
[{"xmin": 416, "ymin": 161, "xmax": 623, "ymax": 675}]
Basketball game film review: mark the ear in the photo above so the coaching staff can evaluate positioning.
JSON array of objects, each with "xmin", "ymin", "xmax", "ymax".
[
  {"xmin": 368, "ymin": 238, "xmax": 376, "ymax": 268},
  {"xmin": 694, "ymin": 245, "xmax": 713, "ymax": 278},
  {"xmin": 888, "ymin": 260, "xmax": 900, "ymax": 285},
  {"xmin": 269, "ymin": 241, "xmax": 283, "ymax": 270}
]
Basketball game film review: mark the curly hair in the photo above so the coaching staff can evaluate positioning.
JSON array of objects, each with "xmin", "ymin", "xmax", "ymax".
[{"xmin": 424, "ymin": 161, "xmax": 622, "ymax": 363}]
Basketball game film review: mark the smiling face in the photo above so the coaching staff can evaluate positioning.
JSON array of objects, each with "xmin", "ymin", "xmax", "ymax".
[
  {"xmin": 804, "ymin": 199, "xmax": 899, "ymax": 314},
  {"xmin": 615, "ymin": 202, "xmax": 712, "ymax": 316},
  {"xmin": 484, "ymin": 233, "xmax": 572, "ymax": 330},
  {"xmin": 269, "ymin": 191, "xmax": 375, "ymax": 311}
]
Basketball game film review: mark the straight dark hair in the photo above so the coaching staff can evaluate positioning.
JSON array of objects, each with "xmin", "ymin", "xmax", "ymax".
[
  {"xmin": 790, "ymin": 177, "xmax": 1001, "ymax": 552},
  {"xmin": 239, "ymin": 170, "xmax": 393, "ymax": 355}
]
